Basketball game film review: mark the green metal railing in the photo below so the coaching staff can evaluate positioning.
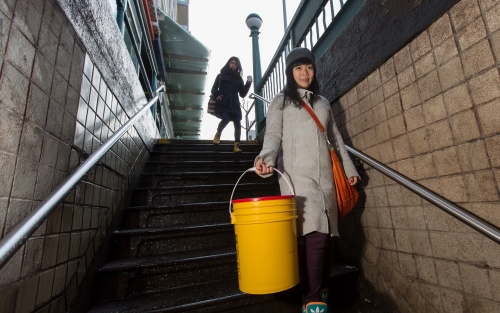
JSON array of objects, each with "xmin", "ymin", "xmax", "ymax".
[{"xmin": 249, "ymin": 0, "xmax": 365, "ymax": 136}]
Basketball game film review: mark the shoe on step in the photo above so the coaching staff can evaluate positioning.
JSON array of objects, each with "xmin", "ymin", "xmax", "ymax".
[
  {"xmin": 233, "ymin": 142, "xmax": 242, "ymax": 153},
  {"xmin": 302, "ymin": 302, "xmax": 328, "ymax": 313},
  {"xmin": 213, "ymin": 132, "xmax": 221, "ymax": 144}
]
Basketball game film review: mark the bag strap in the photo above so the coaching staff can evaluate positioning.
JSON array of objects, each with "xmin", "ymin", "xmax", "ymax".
[{"xmin": 300, "ymin": 99, "xmax": 333, "ymax": 149}]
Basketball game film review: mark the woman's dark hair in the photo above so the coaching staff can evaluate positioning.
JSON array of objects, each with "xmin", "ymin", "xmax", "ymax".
[
  {"xmin": 223, "ymin": 56, "xmax": 243, "ymax": 77},
  {"xmin": 281, "ymin": 57, "xmax": 319, "ymax": 109}
]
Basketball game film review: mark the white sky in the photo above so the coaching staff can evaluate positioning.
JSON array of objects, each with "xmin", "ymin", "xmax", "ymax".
[{"xmin": 189, "ymin": 0, "xmax": 301, "ymax": 140}]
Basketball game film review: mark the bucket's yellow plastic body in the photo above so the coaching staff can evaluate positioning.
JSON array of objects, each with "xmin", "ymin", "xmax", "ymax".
[{"xmin": 231, "ymin": 195, "xmax": 299, "ymax": 294}]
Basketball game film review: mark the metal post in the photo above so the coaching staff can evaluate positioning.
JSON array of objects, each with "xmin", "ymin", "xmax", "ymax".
[
  {"xmin": 250, "ymin": 29, "xmax": 265, "ymax": 133},
  {"xmin": 282, "ymin": 0, "xmax": 288, "ymax": 32},
  {"xmin": 246, "ymin": 14, "xmax": 265, "ymax": 134}
]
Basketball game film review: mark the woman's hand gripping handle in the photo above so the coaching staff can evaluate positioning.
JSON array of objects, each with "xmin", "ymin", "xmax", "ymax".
[{"xmin": 255, "ymin": 158, "xmax": 274, "ymax": 176}]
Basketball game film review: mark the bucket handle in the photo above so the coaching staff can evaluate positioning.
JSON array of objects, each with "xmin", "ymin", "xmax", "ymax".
[{"xmin": 229, "ymin": 167, "xmax": 295, "ymax": 217}]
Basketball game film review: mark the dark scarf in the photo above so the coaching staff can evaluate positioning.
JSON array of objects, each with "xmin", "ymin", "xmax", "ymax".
[{"xmin": 221, "ymin": 67, "xmax": 241, "ymax": 78}]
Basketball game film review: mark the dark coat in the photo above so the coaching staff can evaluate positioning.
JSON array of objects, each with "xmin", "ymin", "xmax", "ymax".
[{"xmin": 211, "ymin": 68, "xmax": 251, "ymax": 120}]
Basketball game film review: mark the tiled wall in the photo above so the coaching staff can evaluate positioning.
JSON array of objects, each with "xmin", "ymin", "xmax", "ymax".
[
  {"xmin": 335, "ymin": 0, "xmax": 500, "ymax": 311},
  {"xmin": 0, "ymin": 0, "xmax": 157, "ymax": 312}
]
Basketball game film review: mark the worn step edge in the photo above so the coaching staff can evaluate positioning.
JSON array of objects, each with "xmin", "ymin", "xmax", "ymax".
[
  {"xmin": 126, "ymin": 201, "xmax": 229, "ymax": 212},
  {"xmin": 91, "ymin": 263, "xmax": 356, "ymax": 313},
  {"xmin": 113, "ymin": 223, "xmax": 233, "ymax": 237},
  {"xmin": 145, "ymin": 160, "xmax": 255, "ymax": 165},
  {"xmin": 157, "ymin": 139, "xmax": 260, "ymax": 145},
  {"xmin": 140, "ymin": 171, "xmax": 256, "ymax": 177},
  {"xmin": 133, "ymin": 182, "xmax": 277, "ymax": 192},
  {"xmin": 86, "ymin": 278, "xmax": 298, "ymax": 313},
  {"xmin": 150, "ymin": 150, "xmax": 260, "ymax": 155},
  {"xmin": 138, "ymin": 171, "xmax": 271, "ymax": 182},
  {"xmin": 100, "ymin": 246, "xmax": 236, "ymax": 272}
]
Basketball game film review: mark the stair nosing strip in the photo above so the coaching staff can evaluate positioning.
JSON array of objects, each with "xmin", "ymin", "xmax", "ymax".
[
  {"xmin": 100, "ymin": 249, "xmax": 236, "ymax": 272},
  {"xmin": 134, "ymin": 182, "xmax": 277, "ymax": 192},
  {"xmin": 140, "ymin": 171, "xmax": 250, "ymax": 175},
  {"xmin": 113, "ymin": 223, "xmax": 233, "ymax": 236},
  {"xmin": 126, "ymin": 201, "xmax": 229, "ymax": 211}
]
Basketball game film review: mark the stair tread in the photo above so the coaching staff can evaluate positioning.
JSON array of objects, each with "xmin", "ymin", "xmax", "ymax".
[
  {"xmin": 146, "ymin": 160, "xmax": 255, "ymax": 164},
  {"xmin": 91, "ymin": 263, "xmax": 356, "ymax": 313},
  {"xmin": 126, "ymin": 201, "xmax": 229, "ymax": 211},
  {"xmin": 156, "ymin": 139, "xmax": 259, "ymax": 144},
  {"xmin": 114, "ymin": 223, "xmax": 232, "ymax": 236},
  {"xmin": 100, "ymin": 246, "xmax": 236, "ymax": 272},
  {"xmin": 140, "ymin": 171, "xmax": 254, "ymax": 176},
  {"xmin": 134, "ymin": 182, "xmax": 276, "ymax": 191},
  {"xmin": 87, "ymin": 278, "xmax": 298, "ymax": 313},
  {"xmin": 151, "ymin": 150, "xmax": 259, "ymax": 154}
]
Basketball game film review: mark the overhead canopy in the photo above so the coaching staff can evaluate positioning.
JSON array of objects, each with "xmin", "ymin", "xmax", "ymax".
[{"xmin": 157, "ymin": 8, "xmax": 211, "ymax": 139}]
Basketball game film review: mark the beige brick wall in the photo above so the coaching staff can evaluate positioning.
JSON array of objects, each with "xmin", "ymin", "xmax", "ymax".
[
  {"xmin": 336, "ymin": 0, "xmax": 500, "ymax": 312},
  {"xmin": 0, "ymin": 0, "xmax": 157, "ymax": 312}
]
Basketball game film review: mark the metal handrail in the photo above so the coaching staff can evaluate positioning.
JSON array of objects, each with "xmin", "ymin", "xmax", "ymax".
[
  {"xmin": 249, "ymin": 93, "xmax": 269, "ymax": 104},
  {"xmin": 241, "ymin": 100, "xmax": 256, "ymax": 141},
  {"xmin": 0, "ymin": 85, "xmax": 165, "ymax": 268},
  {"xmin": 249, "ymin": 95, "xmax": 500, "ymax": 245},
  {"xmin": 347, "ymin": 146, "xmax": 500, "ymax": 244}
]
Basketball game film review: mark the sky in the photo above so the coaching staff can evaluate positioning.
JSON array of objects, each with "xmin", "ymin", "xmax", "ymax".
[{"xmin": 189, "ymin": 0, "xmax": 302, "ymax": 140}]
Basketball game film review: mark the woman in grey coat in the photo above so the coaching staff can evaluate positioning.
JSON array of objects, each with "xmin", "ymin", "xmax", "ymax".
[{"xmin": 255, "ymin": 47, "xmax": 360, "ymax": 313}]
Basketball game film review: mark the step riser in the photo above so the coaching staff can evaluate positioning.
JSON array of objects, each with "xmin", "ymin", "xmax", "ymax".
[
  {"xmin": 148, "ymin": 154, "xmax": 254, "ymax": 162},
  {"xmin": 181, "ymin": 295, "xmax": 301, "ymax": 313},
  {"xmin": 99, "ymin": 257, "xmax": 237, "ymax": 301},
  {"xmin": 114, "ymin": 229, "xmax": 235, "ymax": 258},
  {"xmin": 139, "ymin": 173, "xmax": 272, "ymax": 188},
  {"xmin": 133, "ymin": 185, "xmax": 280, "ymax": 206},
  {"xmin": 144, "ymin": 163, "xmax": 254, "ymax": 173},
  {"xmin": 126, "ymin": 207, "xmax": 229, "ymax": 228},
  {"xmin": 145, "ymin": 287, "xmax": 301, "ymax": 313},
  {"xmin": 153, "ymin": 145, "xmax": 262, "ymax": 153}
]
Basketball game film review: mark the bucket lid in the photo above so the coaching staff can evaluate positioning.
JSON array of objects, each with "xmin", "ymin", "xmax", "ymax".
[{"xmin": 232, "ymin": 195, "xmax": 296, "ymax": 204}]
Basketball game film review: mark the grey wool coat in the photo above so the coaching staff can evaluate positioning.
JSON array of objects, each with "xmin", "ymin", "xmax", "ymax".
[{"xmin": 255, "ymin": 88, "xmax": 359, "ymax": 237}]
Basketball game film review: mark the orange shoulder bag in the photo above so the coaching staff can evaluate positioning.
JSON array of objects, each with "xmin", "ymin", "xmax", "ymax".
[{"xmin": 301, "ymin": 100, "xmax": 359, "ymax": 219}]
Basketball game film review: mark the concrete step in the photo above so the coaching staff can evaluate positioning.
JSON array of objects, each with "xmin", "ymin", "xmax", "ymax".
[
  {"xmin": 89, "ymin": 262, "xmax": 361, "ymax": 313},
  {"xmin": 138, "ymin": 171, "xmax": 275, "ymax": 188},
  {"xmin": 143, "ymin": 160, "xmax": 255, "ymax": 173},
  {"xmin": 132, "ymin": 182, "xmax": 281, "ymax": 206},
  {"xmin": 124, "ymin": 202, "xmax": 231, "ymax": 229},
  {"xmin": 153, "ymin": 140, "xmax": 262, "ymax": 153},
  {"xmin": 148, "ymin": 150, "xmax": 260, "ymax": 162},
  {"xmin": 112, "ymin": 223, "xmax": 235, "ymax": 258},
  {"xmin": 97, "ymin": 246, "xmax": 237, "ymax": 301},
  {"xmin": 86, "ymin": 278, "xmax": 301, "ymax": 313}
]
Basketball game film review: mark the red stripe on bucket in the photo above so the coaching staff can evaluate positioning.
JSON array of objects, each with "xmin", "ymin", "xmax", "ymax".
[{"xmin": 232, "ymin": 195, "xmax": 296, "ymax": 203}]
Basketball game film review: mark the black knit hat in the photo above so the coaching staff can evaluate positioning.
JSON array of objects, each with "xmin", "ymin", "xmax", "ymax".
[{"xmin": 285, "ymin": 47, "xmax": 315, "ymax": 70}]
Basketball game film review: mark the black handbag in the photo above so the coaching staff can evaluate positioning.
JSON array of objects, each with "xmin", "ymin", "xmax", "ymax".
[
  {"xmin": 207, "ymin": 75, "xmax": 221, "ymax": 118},
  {"xmin": 207, "ymin": 94, "xmax": 218, "ymax": 117}
]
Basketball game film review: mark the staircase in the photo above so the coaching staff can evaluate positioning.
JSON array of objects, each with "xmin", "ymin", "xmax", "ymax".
[{"xmin": 84, "ymin": 139, "xmax": 371, "ymax": 313}]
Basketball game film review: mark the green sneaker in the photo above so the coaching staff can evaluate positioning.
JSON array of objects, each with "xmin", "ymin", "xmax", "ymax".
[{"xmin": 302, "ymin": 302, "xmax": 328, "ymax": 313}]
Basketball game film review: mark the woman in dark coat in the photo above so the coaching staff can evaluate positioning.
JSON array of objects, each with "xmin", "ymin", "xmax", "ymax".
[{"xmin": 211, "ymin": 56, "xmax": 252, "ymax": 152}]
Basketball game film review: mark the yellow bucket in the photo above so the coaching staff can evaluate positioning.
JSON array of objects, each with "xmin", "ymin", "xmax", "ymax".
[{"xmin": 230, "ymin": 168, "xmax": 299, "ymax": 294}]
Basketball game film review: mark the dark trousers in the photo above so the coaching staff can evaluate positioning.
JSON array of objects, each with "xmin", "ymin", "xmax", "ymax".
[
  {"xmin": 217, "ymin": 112, "xmax": 241, "ymax": 142},
  {"xmin": 299, "ymin": 231, "xmax": 335, "ymax": 305}
]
